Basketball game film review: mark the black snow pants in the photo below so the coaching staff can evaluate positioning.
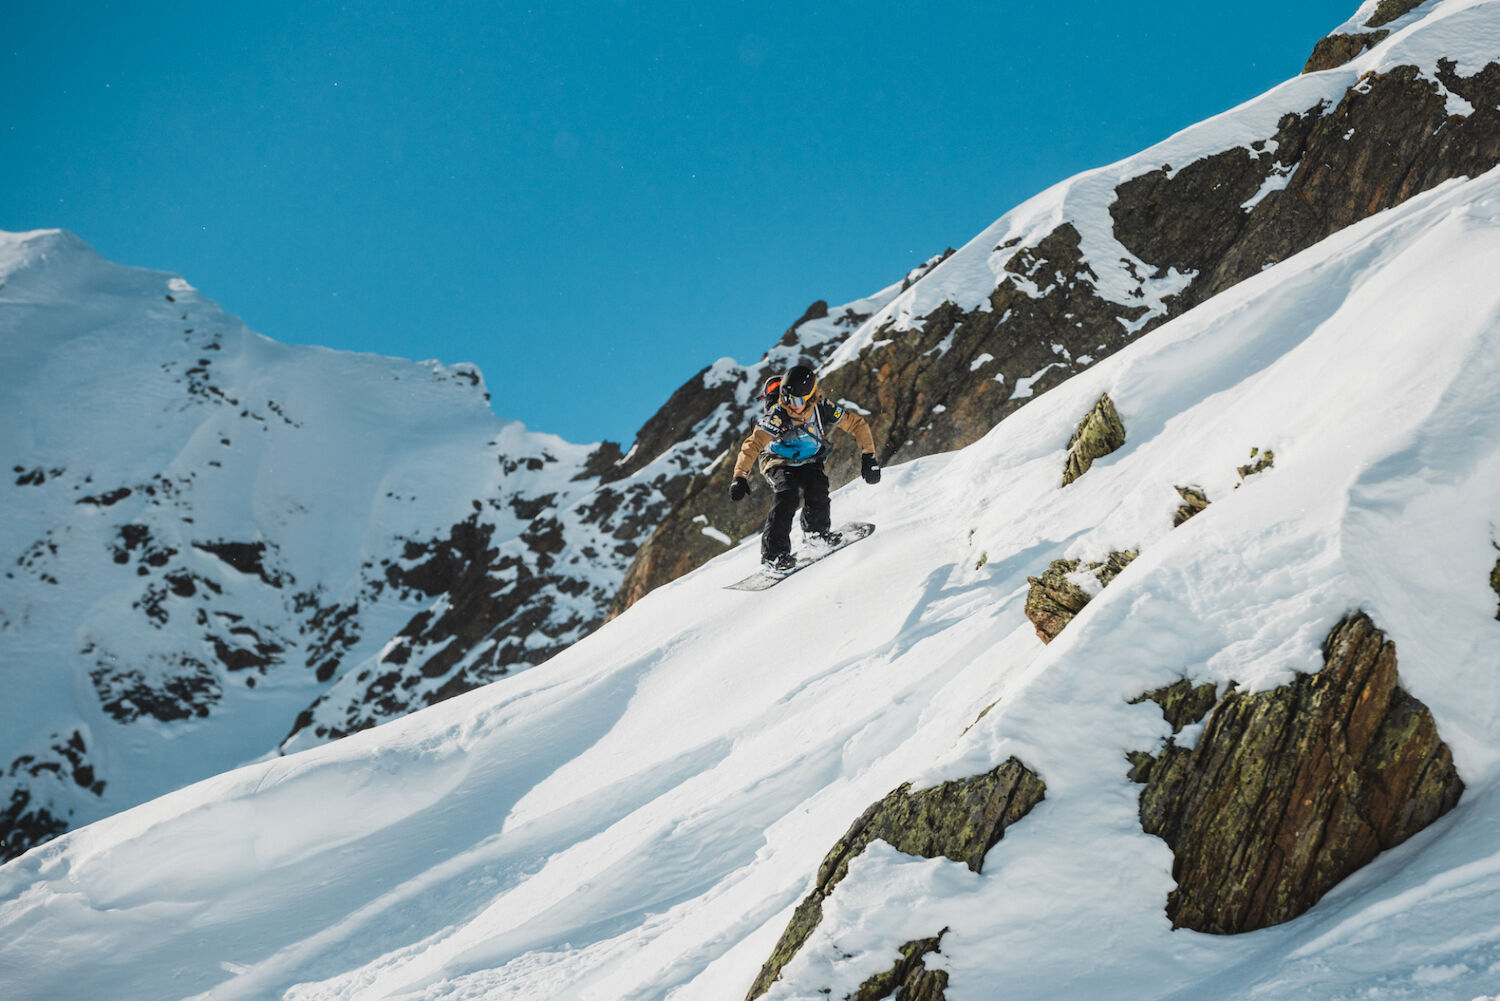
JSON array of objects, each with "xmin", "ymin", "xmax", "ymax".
[{"xmin": 760, "ymin": 463, "xmax": 831, "ymax": 559}]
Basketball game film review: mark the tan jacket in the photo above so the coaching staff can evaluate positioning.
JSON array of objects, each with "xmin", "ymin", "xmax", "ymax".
[{"xmin": 733, "ymin": 393, "xmax": 875, "ymax": 480}]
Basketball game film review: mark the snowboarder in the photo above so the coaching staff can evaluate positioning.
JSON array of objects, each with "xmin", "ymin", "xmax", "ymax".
[{"xmin": 728, "ymin": 363, "xmax": 881, "ymax": 571}]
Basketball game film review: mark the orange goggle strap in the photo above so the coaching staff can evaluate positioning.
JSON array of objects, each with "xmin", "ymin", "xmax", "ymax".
[{"xmin": 781, "ymin": 374, "xmax": 817, "ymax": 409}]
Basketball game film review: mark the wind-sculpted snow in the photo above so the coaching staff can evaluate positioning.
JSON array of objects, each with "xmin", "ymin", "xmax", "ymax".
[{"xmin": 5, "ymin": 135, "xmax": 1500, "ymax": 1000}]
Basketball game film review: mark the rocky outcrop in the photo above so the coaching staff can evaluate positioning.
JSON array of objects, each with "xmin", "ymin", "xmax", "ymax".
[
  {"xmin": 283, "ymin": 468, "xmax": 673, "ymax": 745},
  {"xmin": 1024, "ymin": 551, "xmax": 1138, "ymax": 643},
  {"xmin": 1129, "ymin": 613, "xmax": 1464, "ymax": 934},
  {"xmin": 1236, "ymin": 447, "xmax": 1275, "ymax": 483},
  {"xmin": 1367, "ymin": 0, "xmax": 1425, "ymax": 28},
  {"xmin": 1062, "ymin": 394, "xmax": 1126, "ymax": 486},
  {"xmin": 1172, "ymin": 486, "xmax": 1210, "ymax": 527},
  {"xmin": 1303, "ymin": 31, "xmax": 1390, "ymax": 74},
  {"xmin": 1112, "ymin": 61, "xmax": 1500, "ymax": 316},
  {"xmin": 1129, "ymin": 678, "xmax": 1222, "ymax": 740},
  {"xmin": 850, "ymin": 934, "xmax": 950, "ymax": 1001},
  {"xmin": 0, "ymin": 789, "xmax": 69, "ymax": 862},
  {"xmin": 2, "ymin": 730, "xmax": 105, "ymax": 861},
  {"xmin": 1491, "ymin": 547, "xmax": 1500, "ymax": 619},
  {"xmin": 746, "ymin": 758, "xmax": 1044, "ymax": 1000}
]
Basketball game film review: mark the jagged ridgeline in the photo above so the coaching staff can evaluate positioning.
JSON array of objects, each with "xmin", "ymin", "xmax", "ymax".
[{"xmin": 611, "ymin": 11, "xmax": 1500, "ymax": 613}]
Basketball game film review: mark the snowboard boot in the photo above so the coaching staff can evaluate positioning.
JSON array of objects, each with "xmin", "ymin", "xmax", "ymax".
[
  {"xmin": 763, "ymin": 552, "xmax": 797, "ymax": 572},
  {"xmin": 805, "ymin": 529, "xmax": 843, "ymax": 548}
]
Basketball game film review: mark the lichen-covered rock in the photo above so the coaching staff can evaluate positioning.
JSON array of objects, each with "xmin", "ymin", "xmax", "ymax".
[
  {"xmin": 746, "ymin": 758, "xmax": 1044, "ymax": 1000},
  {"xmin": 1129, "ymin": 613, "xmax": 1464, "ymax": 934},
  {"xmin": 1303, "ymin": 31, "xmax": 1390, "ymax": 73},
  {"xmin": 1132, "ymin": 679, "xmax": 1220, "ymax": 734},
  {"xmin": 1172, "ymin": 485, "xmax": 1210, "ymax": 527},
  {"xmin": 1367, "ymin": 0, "xmax": 1424, "ymax": 28},
  {"xmin": 1490, "ymin": 546, "xmax": 1500, "ymax": 620},
  {"xmin": 1024, "ymin": 559, "xmax": 1093, "ymax": 642},
  {"xmin": 1236, "ymin": 447, "xmax": 1275, "ymax": 482},
  {"xmin": 851, "ymin": 934, "xmax": 949, "ymax": 1001},
  {"xmin": 1024, "ymin": 551, "xmax": 1138, "ymax": 643},
  {"xmin": 1126, "ymin": 679, "xmax": 1221, "ymax": 785},
  {"xmin": 1062, "ymin": 394, "xmax": 1126, "ymax": 486}
]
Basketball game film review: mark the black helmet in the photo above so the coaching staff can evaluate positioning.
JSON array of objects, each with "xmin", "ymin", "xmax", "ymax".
[{"xmin": 781, "ymin": 364, "xmax": 818, "ymax": 408}]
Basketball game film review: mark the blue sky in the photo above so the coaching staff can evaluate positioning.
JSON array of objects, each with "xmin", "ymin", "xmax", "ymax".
[{"xmin": 4, "ymin": 1, "xmax": 1356, "ymax": 445}]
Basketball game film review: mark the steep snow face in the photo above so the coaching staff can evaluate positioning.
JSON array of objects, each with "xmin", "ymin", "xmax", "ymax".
[
  {"xmin": 4, "ymin": 156, "xmax": 1500, "ymax": 1001},
  {"xmin": 0, "ymin": 229, "xmax": 605, "ymax": 854}
]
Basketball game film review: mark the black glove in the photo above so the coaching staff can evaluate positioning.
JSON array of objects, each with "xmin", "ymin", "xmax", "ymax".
[
  {"xmin": 729, "ymin": 476, "xmax": 750, "ymax": 502},
  {"xmin": 861, "ymin": 453, "xmax": 881, "ymax": 485}
]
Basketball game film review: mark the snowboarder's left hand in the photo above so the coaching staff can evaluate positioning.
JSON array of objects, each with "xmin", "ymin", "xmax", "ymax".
[{"xmin": 861, "ymin": 453, "xmax": 881, "ymax": 484}]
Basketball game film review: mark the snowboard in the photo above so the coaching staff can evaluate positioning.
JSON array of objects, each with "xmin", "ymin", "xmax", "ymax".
[{"xmin": 724, "ymin": 522, "xmax": 875, "ymax": 591}]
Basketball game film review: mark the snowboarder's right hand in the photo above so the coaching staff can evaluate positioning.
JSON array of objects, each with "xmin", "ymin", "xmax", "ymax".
[{"xmin": 729, "ymin": 476, "xmax": 750, "ymax": 502}]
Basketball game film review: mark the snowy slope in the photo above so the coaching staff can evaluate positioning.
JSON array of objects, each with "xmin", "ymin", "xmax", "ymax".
[{"xmin": 4, "ymin": 140, "xmax": 1500, "ymax": 1001}]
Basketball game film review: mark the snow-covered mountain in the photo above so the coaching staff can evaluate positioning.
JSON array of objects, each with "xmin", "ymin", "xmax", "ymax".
[
  {"xmin": 0, "ymin": 228, "xmax": 706, "ymax": 858},
  {"xmin": 4, "ymin": 117, "xmax": 1500, "ymax": 1001},
  {"xmin": 5, "ymin": 2, "xmax": 1500, "ymax": 997}
]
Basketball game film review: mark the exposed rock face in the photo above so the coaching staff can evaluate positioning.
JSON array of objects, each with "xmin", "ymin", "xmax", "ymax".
[
  {"xmin": 1172, "ymin": 486, "xmax": 1210, "ymax": 527},
  {"xmin": 1062, "ymin": 393, "xmax": 1126, "ymax": 486},
  {"xmin": 746, "ymin": 758, "xmax": 1045, "ymax": 1000},
  {"xmin": 1112, "ymin": 61, "xmax": 1500, "ymax": 315},
  {"xmin": 1367, "ymin": 0, "xmax": 1425, "ymax": 28},
  {"xmin": 1303, "ymin": 31, "xmax": 1390, "ymax": 73},
  {"xmin": 1489, "ymin": 547, "xmax": 1499, "ymax": 619},
  {"xmin": 1236, "ymin": 447, "xmax": 1275, "ymax": 483},
  {"xmin": 851, "ymin": 934, "xmax": 950, "ymax": 1001},
  {"xmin": 817, "ymin": 225, "xmax": 1153, "ymax": 490},
  {"xmin": 1130, "ymin": 678, "xmax": 1222, "ymax": 738},
  {"xmin": 1024, "ymin": 551, "xmax": 1138, "ymax": 643},
  {"xmin": 2, "ymin": 730, "xmax": 101, "ymax": 859},
  {"xmin": 1129, "ymin": 613, "xmax": 1464, "ymax": 934},
  {"xmin": 284, "ymin": 463, "xmax": 676, "ymax": 746}
]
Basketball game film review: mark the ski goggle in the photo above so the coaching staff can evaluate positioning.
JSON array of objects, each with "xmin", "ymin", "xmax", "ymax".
[{"xmin": 782, "ymin": 391, "xmax": 814, "ymax": 409}]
